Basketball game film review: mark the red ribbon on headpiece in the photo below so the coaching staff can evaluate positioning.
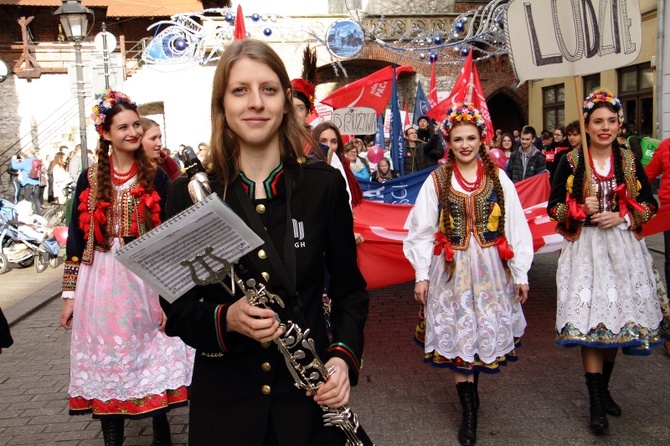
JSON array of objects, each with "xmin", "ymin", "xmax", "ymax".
[
  {"xmin": 614, "ymin": 183, "xmax": 644, "ymax": 217},
  {"xmin": 566, "ymin": 194, "xmax": 587, "ymax": 221},
  {"xmin": 433, "ymin": 232, "xmax": 454, "ymax": 262},
  {"xmin": 495, "ymin": 236, "xmax": 515, "ymax": 261}
]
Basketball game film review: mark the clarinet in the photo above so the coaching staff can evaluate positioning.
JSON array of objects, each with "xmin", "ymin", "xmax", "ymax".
[{"xmin": 181, "ymin": 149, "xmax": 374, "ymax": 446}]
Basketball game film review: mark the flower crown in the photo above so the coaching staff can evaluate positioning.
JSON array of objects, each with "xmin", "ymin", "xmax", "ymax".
[
  {"xmin": 443, "ymin": 103, "xmax": 487, "ymax": 136},
  {"xmin": 582, "ymin": 89, "xmax": 624, "ymax": 124},
  {"xmin": 91, "ymin": 90, "xmax": 136, "ymax": 136}
]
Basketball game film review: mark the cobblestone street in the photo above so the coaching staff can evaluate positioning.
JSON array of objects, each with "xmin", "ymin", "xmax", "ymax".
[{"xmin": 1, "ymin": 241, "xmax": 669, "ymax": 445}]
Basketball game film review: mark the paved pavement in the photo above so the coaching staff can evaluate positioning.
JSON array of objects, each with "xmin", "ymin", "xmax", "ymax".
[{"xmin": 0, "ymin": 236, "xmax": 668, "ymax": 445}]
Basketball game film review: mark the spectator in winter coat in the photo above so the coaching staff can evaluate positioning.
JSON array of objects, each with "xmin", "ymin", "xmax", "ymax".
[{"xmin": 506, "ymin": 126, "xmax": 547, "ymax": 183}]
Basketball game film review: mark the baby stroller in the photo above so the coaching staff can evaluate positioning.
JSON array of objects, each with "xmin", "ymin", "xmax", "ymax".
[{"xmin": 0, "ymin": 199, "xmax": 60, "ymax": 274}]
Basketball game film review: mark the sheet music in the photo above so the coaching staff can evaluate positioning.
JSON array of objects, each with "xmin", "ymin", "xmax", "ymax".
[{"xmin": 115, "ymin": 193, "xmax": 263, "ymax": 303}]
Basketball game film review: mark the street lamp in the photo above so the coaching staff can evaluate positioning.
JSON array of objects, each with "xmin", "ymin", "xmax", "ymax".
[{"xmin": 54, "ymin": 0, "xmax": 93, "ymax": 170}]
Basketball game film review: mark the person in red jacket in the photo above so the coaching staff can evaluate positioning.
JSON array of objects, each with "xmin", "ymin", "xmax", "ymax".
[{"xmin": 644, "ymin": 137, "xmax": 670, "ymax": 355}]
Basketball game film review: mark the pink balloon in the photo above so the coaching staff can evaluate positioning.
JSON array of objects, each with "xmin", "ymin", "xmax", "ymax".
[
  {"xmin": 488, "ymin": 148, "xmax": 507, "ymax": 170},
  {"xmin": 367, "ymin": 145, "xmax": 384, "ymax": 164}
]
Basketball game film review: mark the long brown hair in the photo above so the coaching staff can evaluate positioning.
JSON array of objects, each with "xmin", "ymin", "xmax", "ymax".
[
  {"xmin": 208, "ymin": 39, "xmax": 316, "ymax": 186},
  {"xmin": 312, "ymin": 121, "xmax": 345, "ymax": 159},
  {"xmin": 95, "ymin": 102, "xmax": 156, "ymax": 249},
  {"xmin": 438, "ymin": 122, "xmax": 509, "ymax": 280}
]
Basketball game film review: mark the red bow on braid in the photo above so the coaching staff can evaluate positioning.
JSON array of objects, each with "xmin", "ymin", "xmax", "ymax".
[
  {"xmin": 130, "ymin": 185, "xmax": 162, "ymax": 236},
  {"xmin": 495, "ymin": 236, "xmax": 514, "ymax": 261},
  {"xmin": 433, "ymin": 232, "xmax": 454, "ymax": 262},
  {"xmin": 614, "ymin": 183, "xmax": 644, "ymax": 217},
  {"xmin": 566, "ymin": 194, "xmax": 587, "ymax": 220},
  {"xmin": 77, "ymin": 188, "xmax": 110, "ymax": 243},
  {"xmin": 92, "ymin": 201, "xmax": 111, "ymax": 243}
]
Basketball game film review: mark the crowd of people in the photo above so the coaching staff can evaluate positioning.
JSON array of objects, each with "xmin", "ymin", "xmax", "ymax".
[{"xmin": 0, "ymin": 37, "xmax": 668, "ymax": 446}]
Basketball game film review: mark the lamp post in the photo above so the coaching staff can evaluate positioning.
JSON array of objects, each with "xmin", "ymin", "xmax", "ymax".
[{"xmin": 54, "ymin": 0, "xmax": 93, "ymax": 170}]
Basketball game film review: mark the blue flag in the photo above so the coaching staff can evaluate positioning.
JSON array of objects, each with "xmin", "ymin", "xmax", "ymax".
[
  {"xmin": 413, "ymin": 82, "xmax": 431, "ymax": 125},
  {"xmin": 390, "ymin": 65, "xmax": 405, "ymax": 176},
  {"xmin": 374, "ymin": 114, "xmax": 385, "ymax": 148}
]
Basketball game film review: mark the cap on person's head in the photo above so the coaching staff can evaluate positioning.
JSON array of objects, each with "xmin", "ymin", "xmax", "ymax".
[
  {"xmin": 418, "ymin": 115, "xmax": 430, "ymax": 124},
  {"xmin": 291, "ymin": 44, "xmax": 318, "ymax": 112},
  {"xmin": 291, "ymin": 78, "xmax": 315, "ymax": 112}
]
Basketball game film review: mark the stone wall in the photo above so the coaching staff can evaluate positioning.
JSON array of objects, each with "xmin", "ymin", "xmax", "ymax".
[
  {"xmin": 0, "ymin": 77, "xmax": 21, "ymax": 201},
  {"xmin": 364, "ymin": 0, "xmax": 456, "ymax": 15}
]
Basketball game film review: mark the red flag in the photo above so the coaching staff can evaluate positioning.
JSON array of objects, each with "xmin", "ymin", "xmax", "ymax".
[
  {"xmin": 642, "ymin": 205, "xmax": 670, "ymax": 236},
  {"xmin": 354, "ymin": 200, "xmax": 415, "ymax": 290},
  {"xmin": 403, "ymin": 103, "xmax": 411, "ymax": 131},
  {"xmin": 429, "ymin": 61, "xmax": 438, "ymax": 107},
  {"xmin": 471, "ymin": 63, "xmax": 494, "ymax": 147},
  {"xmin": 320, "ymin": 65, "xmax": 414, "ymax": 116},
  {"xmin": 426, "ymin": 51, "xmax": 473, "ymax": 123},
  {"xmin": 234, "ymin": 5, "xmax": 246, "ymax": 40}
]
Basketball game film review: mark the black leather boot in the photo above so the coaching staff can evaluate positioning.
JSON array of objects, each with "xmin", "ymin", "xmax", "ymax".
[
  {"xmin": 602, "ymin": 361, "xmax": 622, "ymax": 416},
  {"xmin": 152, "ymin": 413, "xmax": 172, "ymax": 446},
  {"xmin": 584, "ymin": 373, "xmax": 608, "ymax": 434},
  {"xmin": 100, "ymin": 418, "xmax": 124, "ymax": 446},
  {"xmin": 473, "ymin": 371, "xmax": 480, "ymax": 411},
  {"xmin": 456, "ymin": 381, "xmax": 477, "ymax": 445}
]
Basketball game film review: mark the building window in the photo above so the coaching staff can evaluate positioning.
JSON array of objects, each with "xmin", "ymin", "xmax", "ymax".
[
  {"xmin": 618, "ymin": 63, "xmax": 654, "ymax": 136},
  {"xmin": 583, "ymin": 74, "xmax": 601, "ymax": 97},
  {"xmin": 543, "ymin": 84, "xmax": 565, "ymax": 131}
]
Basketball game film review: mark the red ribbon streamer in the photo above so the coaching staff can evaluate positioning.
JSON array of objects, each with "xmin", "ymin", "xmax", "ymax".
[
  {"xmin": 495, "ymin": 236, "xmax": 515, "ymax": 261},
  {"xmin": 566, "ymin": 194, "xmax": 586, "ymax": 220},
  {"xmin": 614, "ymin": 183, "xmax": 644, "ymax": 217},
  {"xmin": 92, "ymin": 201, "xmax": 111, "ymax": 243},
  {"xmin": 433, "ymin": 232, "xmax": 454, "ymax": 262}
]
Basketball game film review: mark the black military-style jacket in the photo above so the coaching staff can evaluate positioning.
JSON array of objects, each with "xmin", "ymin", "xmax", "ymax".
[{"xmin": 164, "ymin": 160, "xmax": 369, "ymax": 446}]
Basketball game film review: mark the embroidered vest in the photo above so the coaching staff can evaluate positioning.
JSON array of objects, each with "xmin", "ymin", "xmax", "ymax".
[
  {"xmin": 556, "ymin": 148, "xmax": 650, "ymax": 241},
  {"xmin": 431, "ymin": 166, "xmax": 503, "ymax": 250}
]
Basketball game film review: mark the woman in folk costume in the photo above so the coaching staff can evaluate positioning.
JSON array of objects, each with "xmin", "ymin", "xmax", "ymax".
[
  {"xmin": 59, "ymin": 90, "xmax": 194, "ymax": 446},
  {"xmin": 404, "ymin": 104, "xmax": 533, "ymax": 446},
  {"xmin": 548, "ymin": 89, "xmax": 669, "ymax": 435}
]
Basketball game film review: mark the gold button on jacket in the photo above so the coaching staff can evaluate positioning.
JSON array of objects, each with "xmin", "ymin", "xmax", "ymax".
[
  {"xmin": 261, "ymin": 362, "xmax": 271, "ymax": 372},
  {"xmin": 261, "ymin": 385, "xmax": 271, "ymax": 395},
  {"xmin": 258, "ymin": 249, "xmax": 267, "ymax": 259},
  {"xmin": 261, "ymin": 341, "xmax": 271, "ymax": 349},
  {"xmin": 256, "ymin": 204, "xmax": 266, "ymax": 214}
]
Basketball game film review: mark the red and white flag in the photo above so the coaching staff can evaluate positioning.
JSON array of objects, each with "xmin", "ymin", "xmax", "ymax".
[
  {"xmin": 320, "ymin": 65, "xmax": 414, "ymax": 116},
  {"xmin": 427, "ymin": 51, "xmax": 494, "ymax": 146},
  {"xmin": 429, "ymin": 61, "xmax": 438, "ymax": 107}
]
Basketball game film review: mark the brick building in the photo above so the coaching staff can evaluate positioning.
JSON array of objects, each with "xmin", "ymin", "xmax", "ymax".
[{"xmin": 0, "ymin": 0, "xmax": 530, "ymax": 199}]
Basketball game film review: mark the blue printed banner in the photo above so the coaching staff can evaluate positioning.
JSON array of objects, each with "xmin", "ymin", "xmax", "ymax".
[{"xmin": 358, "ymin": 166, "xmax": 438, "ymax": 204}]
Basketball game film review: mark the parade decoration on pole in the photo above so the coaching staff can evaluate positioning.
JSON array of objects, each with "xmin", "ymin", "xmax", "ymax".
[{"xmin": 142, "ymin": 1, "xmax": 510, "ymax": 68}]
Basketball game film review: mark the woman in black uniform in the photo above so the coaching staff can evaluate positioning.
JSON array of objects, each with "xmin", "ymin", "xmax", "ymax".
[{"xmin": 165, "ymin": 39, "xmax": 370, "ymax": 445}]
